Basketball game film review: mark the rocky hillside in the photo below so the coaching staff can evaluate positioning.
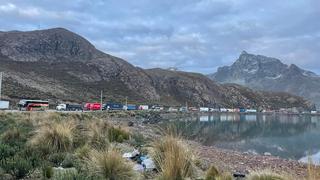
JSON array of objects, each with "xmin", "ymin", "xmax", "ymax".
[
  {"xmin": 209, "ymin": 51, "xmax": 320, "ymax": 107},
  {"xmin": 0, "ymin": 28, "xmax": 313, "ymax": 109}
]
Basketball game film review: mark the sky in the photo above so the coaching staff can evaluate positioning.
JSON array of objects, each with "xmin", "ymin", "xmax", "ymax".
[{"xmin": 0, "ymin": 0, "xmax": 319, "ymax": 74}]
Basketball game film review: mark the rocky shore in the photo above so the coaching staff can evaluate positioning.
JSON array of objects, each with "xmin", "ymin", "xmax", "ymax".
[{"xmin": 191, "ymin": 142, "xmax": 311, "ymax": 179}]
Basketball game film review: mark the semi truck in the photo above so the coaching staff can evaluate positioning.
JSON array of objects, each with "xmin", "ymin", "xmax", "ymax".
[
  {"xmin": 56, "ymin": 104, "xmax": 83, "ymax": 111},
  {"xmin": 123, "ymin": 104, "xmax": 137, "ymax": 110},
  {"xmin": 103, "ymin": 103, "xmax": 123, "ymax": 110},
  {"xmin": 138, "ymin": 105, "xmax": 149, "ymax": 110},
  {"xmin": 84, "ymin": 103, "xmax": 102, "ymax": 111}
]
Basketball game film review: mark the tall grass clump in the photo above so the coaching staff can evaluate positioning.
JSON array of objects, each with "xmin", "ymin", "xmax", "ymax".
[
  {"xmin": 108, "ymin": 126, "xmax": 130, "ymax": 143},
  {"xmin": 152, "ymin": 135, "xmax": 195, "ymax": 180},
  {"xmin": 87, "ymin": 121, "xmax": 110, "ymax": 150},
  {"xmin": 86, "ymin": 149, "xmax": 136, "ymax": 180},
  {"xmin": 205, "ymin": 165, "xmax": 232, "ymax": 180},
  {"xmin": 247, "ymin": 170, "xmax": 288, "ymax": 180},
  {"xmin": 307, "ymin": 156, "xmax": 320, "ymax": 180},
  {"xmin": 30, "ymin": 121, "xmax": 76, "ymax": 153}
]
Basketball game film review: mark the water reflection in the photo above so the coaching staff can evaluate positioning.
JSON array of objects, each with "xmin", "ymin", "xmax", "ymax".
[{"xmin": 163, "ymin": 113, "xmax": 320, "ymax": 161}]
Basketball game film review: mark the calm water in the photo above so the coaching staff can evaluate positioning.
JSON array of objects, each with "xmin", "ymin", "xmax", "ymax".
[{"xmin": 162, "ymin": 113, "xmax": 320, "ymax": 164}]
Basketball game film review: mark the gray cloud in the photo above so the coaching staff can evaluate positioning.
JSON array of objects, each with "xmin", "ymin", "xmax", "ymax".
[{"xmin": 0, "ymin": 0, "xmax": 319, "ymax": 74}]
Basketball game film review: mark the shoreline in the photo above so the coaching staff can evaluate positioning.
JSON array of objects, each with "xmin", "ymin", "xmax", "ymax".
[{"xmin": 121, "ymin": 115, "xmax": 318, "ymax": 179}]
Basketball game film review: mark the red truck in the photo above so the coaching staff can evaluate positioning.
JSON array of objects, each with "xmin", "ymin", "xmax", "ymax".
[{"xmin": 84, "ymin": 103, "xmax": 101, "ymax": 111}]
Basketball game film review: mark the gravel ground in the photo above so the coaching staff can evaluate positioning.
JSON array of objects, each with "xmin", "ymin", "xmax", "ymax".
[{"xmin": 189, "ymin": 141, "xmax": 312, "ymax": 179}]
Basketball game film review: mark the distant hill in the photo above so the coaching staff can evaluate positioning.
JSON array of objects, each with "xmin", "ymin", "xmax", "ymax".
[
  {"xmin": 0, "ymin": 28, "xmax": 313, "ymax": 109},
  {"xmin": 209, "ymin": 51, "xmax": 320, "ymax": 107}
]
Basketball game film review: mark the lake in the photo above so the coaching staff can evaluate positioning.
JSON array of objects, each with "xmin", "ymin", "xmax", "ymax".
[{"xmin": 162, "ymin": 113, "xmax": 320, "ymax": 164}]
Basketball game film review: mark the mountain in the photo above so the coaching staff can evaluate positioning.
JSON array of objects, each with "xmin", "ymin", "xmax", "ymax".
[
  {"xmin": 0, "ymin": 28, "xmax": 313, "ymax": 109},
  {"xmin": 209, "ymin": 51, "xmax": 320, "ymax": 107}
]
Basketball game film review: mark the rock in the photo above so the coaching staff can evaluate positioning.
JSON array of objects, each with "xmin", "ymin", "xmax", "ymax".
[
  {"xmin": 264, "ymin": 152, "xmax": 272, "ymax": 156},
  {"xmin": 128, "ymin": 121, "xmax": 134, "ymax": 127}
]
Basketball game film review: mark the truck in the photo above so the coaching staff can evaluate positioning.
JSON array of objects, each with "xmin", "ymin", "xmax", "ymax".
[
  {"xmin": 84, "ymin": 103, "xmax": 102, "ymax": 111},
  {"xmin": 103, "ymin": 103, "xmax": 123, "ymax": 110},
  {"xmin": 246, "ymin": 109, "xmax": 257, "ymax": 113},
  {"xmin": 138, "ymin": 105, "xmax": 149, "ymax": 110},
  {"xmin": 56, "ymin": 104, "xmax": 83, "ymax": 111},
  {"xmin": 200, "ymin": 107, "xmax": 209, "ymax": 112},
  {"xmin": 123, "ymin": 104, "xmax": 137, "ymax": 110},
  {"xmin": 151, "ymin": 105, "xmax": 164, "ymax": 111},
  {"xmin": 0, "ymin": 101, "xmax": 9, "ymax": 110}
]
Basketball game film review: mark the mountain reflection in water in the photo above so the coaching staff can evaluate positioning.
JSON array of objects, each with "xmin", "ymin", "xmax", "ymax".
[{"xmin": 162, "ymin": 113, "xmax": 320, "ymax": 163}]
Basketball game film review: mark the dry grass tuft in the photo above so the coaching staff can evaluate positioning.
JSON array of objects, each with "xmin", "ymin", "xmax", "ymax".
[
  {"xmin": 307, "ymin": 156, "xmax": 320, "ymax": 180},
  {"xmin": 247, "ymin": 170, "xmax": 289, "ymax": 180},
  {"xmin": 1, "ymin": 127, "xmax": 21, "ymax": 143},
  {"xmin": 86, "ymin": 148, "xmax": 136, "ymax": 180},
  {"xmin": 86, "ymin": 121, "xmax": 110, "ymax": 149},
  {"xmin": 30, "ymin": 121, "xmax": 76, "ymax": 152},
  {"xmin": 152, "ymin": 135, "xmax": 195, "ymax": 180}
]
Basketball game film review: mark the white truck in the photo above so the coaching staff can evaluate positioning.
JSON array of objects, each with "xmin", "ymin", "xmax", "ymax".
[
  {"xmin": 138, "ymin": 105, "xmax": 149, "ymax": 110},
  {"xmin": 200, "ymin": 107, "xmax": 209, "ymax": 112},
  {"xmin": 0, "ymin": 101, "xmax": 9, "ymax": 110},
  {"xmin": 56, "ymin": 104, "xmax": 83, "ymax": 111}
]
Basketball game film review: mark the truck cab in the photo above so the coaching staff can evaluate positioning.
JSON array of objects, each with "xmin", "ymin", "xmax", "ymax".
[{"xmin": 56, "ymin": 104, "xmax": 66, "ymax": 111}]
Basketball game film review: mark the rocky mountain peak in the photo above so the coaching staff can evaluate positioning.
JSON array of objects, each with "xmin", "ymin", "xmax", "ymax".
[
  {"xmin": 209, "ymin": 52, "xmax": 320, "ymax": 107},
  {"xmin": 0, "ymin": 27, "xmax": 98, "ymax": 62}
]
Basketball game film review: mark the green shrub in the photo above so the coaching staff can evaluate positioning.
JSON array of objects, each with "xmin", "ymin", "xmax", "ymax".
[
  {"xmin": 61, "ymin": 154, "xmax": 76, "ymax": 168},
  {"xmin": 17, "ymin": 146, "xmax": 42, "ymax": 168},
  {"xmin": 3, "ymin": 156, "xmax": 33, "ymax": 179},
  {"xmin": 108, "ymin": 127, "xmax": 130, "ymax": 143},
  {"xmin": 48, "ymin": 153, "xmax": 66, "ymax": 167},
  {"xmin": 42, "ymin": 164, "xmax": 54, "ymax": 179},
  {"xmin": 1, "ymin": 127, "xmax": 22, "ymax": 146},
  {"xmin": 53, "ymin": 168, "xmax": 85, "ymax": 180},
  {"xmin": 0, "ymin": 143, "xmax": 15, "ymax": 162},
  {"xmin": 129, "ymin": 132, "xmax": 146, "ymax": 147}
]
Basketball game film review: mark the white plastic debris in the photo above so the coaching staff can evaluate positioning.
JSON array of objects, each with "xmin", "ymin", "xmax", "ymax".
[
  {"xmin": 131, "ymin": 149, "xmax": 140, "ymax": 157},
  {"xmin": 142, "ymin": 158, "xmax": 156, "ymax": 170},
  {"xmin": 133, "ymin": 164, "xmax": 144, "ymax": 172},
  {"xmin": 123, "ymin": 152, "xmax": 132, "ymax": 158}
]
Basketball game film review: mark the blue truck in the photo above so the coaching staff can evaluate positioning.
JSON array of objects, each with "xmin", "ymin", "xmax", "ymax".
[
  {"xmin": 103, "ymin": 103, "xmax": 124, "ymax": 110},
  {"xmin": 124, "ymin": 104, "xmax": 137, "ymax": 110}
]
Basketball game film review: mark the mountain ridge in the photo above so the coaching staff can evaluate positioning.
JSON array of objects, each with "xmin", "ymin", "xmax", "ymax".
[{"xmin": 0, "ymin": 28, "xmax": 314, "ymax": 109}]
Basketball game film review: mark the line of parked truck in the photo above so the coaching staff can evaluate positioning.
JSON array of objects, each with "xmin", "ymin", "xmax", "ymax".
[
  {"xmin": 3, "ymin": 99, "xmax": 261, "ymax": 113},
  {"xmin": 56, "ymin": 103, "xmax": 157, "ymax": 111},
  {"xmin": 4, "ymin": 99, "xmax": 318, "ymax": 115},
  {"xmin": 0, "ymin": 99, "xmax": 262, "ymax": 113}
]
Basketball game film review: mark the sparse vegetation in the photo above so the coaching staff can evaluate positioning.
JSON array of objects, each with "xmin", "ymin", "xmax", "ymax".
[
  {"xmin": 152, "ymin": 135, "xmax": 195, "ymax": 180},
  {"xmin": 86, "ymin": 149, "xmax": 136, "ymax": 179},
  {"xmin": 30, "ymin": 121, "xmax": 76, "ymax": 153},
  {"xmin": 247, "ymin": 170, "xmax": 288, "ymax": 180}
]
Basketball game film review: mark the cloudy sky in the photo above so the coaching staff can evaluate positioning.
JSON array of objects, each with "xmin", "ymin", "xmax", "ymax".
[{"xmin": 0, "ymin": 0, "xmax": 319, "ymax": 74}]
